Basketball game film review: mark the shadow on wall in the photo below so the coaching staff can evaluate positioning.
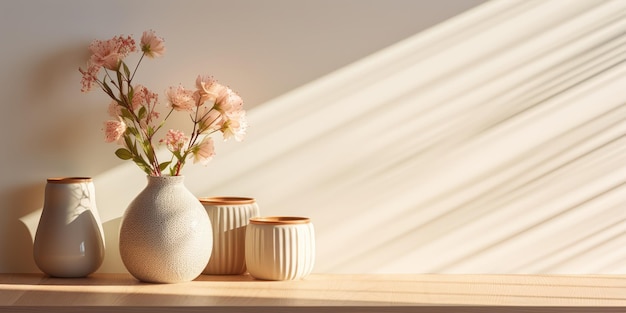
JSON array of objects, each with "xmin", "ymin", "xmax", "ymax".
[
  {"xmin": 0, "ymin": 184, "xmax": 44, "ymax": 272},
  {"xmin": 180, "ymin": 0, "xmax": 626, "ymax": 273},
  {"xmin": 25, "ymin": 42, "xmax": 116, "ymax": 175},
  {"xmin": 0, "ymin": 40, "xmax": 120, "ymax": 273},
  {"xmin": 99, "ymin": 218, "xmax": 123, "ymax": 273},
  {"xmin": 4, "ymin": 0, "xmax": 626, "ymax": 275}
]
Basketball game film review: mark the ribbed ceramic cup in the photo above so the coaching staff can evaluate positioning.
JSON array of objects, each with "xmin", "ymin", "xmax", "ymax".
[
  {"xmin": 245, "ymin": 216, "xmax": 315, "ymax": 280},
  {"xmin": 200, "ymin": 197, "xmax": 260, "ymax": 275},
  {"xmin": 33, "ymin": 177, "xmax": 105, "ymax": 277}
]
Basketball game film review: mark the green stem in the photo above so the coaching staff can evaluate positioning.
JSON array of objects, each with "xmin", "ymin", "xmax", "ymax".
[
  {"xmin": 173, "ymin": 97, "xmax": 209, "ymax": 176},
  {"xmin": 129, "ymin": 53, "xmax": 145, "ymax": 82}
]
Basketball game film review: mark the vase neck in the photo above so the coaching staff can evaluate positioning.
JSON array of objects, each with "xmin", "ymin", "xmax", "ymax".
[{"xmin": 146, "ymin": 175, "xmax": 185, "ymax": 187}]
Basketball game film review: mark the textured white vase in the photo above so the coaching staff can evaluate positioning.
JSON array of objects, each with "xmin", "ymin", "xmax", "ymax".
[
  {"xmin": 119, "ymin": 175, "xmax": 212, "ymax": 283},
  {"xmin": 245, "ymin": 216, "xmax": 315, "ymax": 280},
  {"xmin": 200, "ymin": 197, "xmax": 260, "ymax": 275},
  {"xmin": 33, "ymin": 177, "xmax": 105, "ymax": 277}
]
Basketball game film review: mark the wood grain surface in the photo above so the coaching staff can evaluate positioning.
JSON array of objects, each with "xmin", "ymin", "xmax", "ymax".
[{"xmin": 0, "ymin": 273, "xmax": 625, "ymax": 312}]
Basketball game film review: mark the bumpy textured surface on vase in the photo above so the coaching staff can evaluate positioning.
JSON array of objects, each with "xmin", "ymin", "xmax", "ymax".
[
  {"xmin": 245, "ymin": 216, "xmax": 315, "ymax": 280},
  {"xmin": 200, "ymin": 197, "xmax": 260, "ymax": 275},
  {"xmin": 33, "ymin": 177, "xmax": 105, "ymax": 277},
  {"xmin": 119, "ymin": 175, "xmax": 212, "ymax": 283}
]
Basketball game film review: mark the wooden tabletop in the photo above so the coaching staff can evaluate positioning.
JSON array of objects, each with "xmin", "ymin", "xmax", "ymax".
[{"xmin": 0, "ymin": 273, "xmax": 625, "ymax": 312}]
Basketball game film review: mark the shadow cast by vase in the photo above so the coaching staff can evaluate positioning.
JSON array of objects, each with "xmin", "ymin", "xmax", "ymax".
[
  {"xmin": 99, "ymin": 217, "xmax": 123, "ymax": 273},
  {"xmin": 0, "ymin": 183, "xmax": 46, "ymax": 273}
]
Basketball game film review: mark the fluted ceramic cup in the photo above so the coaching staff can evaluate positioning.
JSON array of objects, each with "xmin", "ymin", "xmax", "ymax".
[
  {"xmin": 200, "ymin": 197, "xmax": 260, "ymax": 275},
  {"xmin": 245, "ymin": 216, "xmax": 315, "ymax": 280}
]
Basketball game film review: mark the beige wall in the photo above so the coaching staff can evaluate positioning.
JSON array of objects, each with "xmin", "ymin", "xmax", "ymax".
[
  {"xmin": 0, "ymin": 0, "xmax": 486, "ymax": 273},
  {"xmin": 3, "ymin": 0, "xmax": 625, "ymax": 276}
]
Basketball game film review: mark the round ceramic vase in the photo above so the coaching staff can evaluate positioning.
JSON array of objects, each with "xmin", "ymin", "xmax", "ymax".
[
  {"xmin": 245, "ymin": 216, "xmax": 315, "ymax": 281},
  {"xmin": 33, "ymin": 177, "xmax": 105, "ymax": 277},
  {"xmin": 119, "ymin": 175, "xmax": 212, "ymax": 283},
  {"xmin": 200, "ymin": 197, "xmax": 260, "ymax": 275}
]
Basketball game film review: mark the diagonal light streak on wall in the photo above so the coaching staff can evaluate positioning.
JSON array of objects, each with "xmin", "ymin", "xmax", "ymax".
[
  {"xmin": 94, "ymin": 0, "xmax": 626, "ymax": 273},
  {"xmin": 181, "ymin": 0, "xmax": 626, "ymax": 274}
]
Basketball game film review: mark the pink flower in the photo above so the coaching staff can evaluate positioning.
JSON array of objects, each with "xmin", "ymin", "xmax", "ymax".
[
  {"xmin": 108, "ymin": 100, "xmax": 122, "ymax": 117},
  {"xmin": 166, "ymin": 85, "xmax": 196, "ymax": 112},
  {"xmin": 103, "ymin": 118, "xmax": 127, "ymax": 143},
  {"xmin": 192, "ymin": 104, "xmax": 222, "ymax": 132},
  {"xmin": 132, "ymin": 85, "xmax": 158, "ymax": 111},
  {"xmin": 161, "ymin": 129, "xmax": 189, "ymax": 152},
  {"xmin": 89, "ymin": 35, "xmax": 136, "ymax": 70},
  {"xmin": 78, "ymin": 63, "xmax": 101, "ymax": 92},
  {"xmin": 200, "ymin": 108, "xmax": 223, "ymax": 133},
  {"xmin": 131, "ymin": 85, "xmax": 160, "ymax": 127},
  {"xmin": 193, "ymin": 137, "xmax": 215, "ymax": 166},
  {"xmin": 195, "ymin": 75, "xmax": 228, "ymax": 105},
  {"xmin": 216, "ymin": 88, "xmax": 244, "ymax": 117},
  {"xmin": 131, "ymin": 85, "xmax": 146, "ymax": 112},
  {"xmin": 195, "ymin": 75, "xmax": 216, "ymax": 93},
  {"xmin": 221, "ymin": 110, "xmax": 247, "ymax": 142},
  {"xmin": 141, "ymin": 30, "xmax": 165, "ymax": 58},
  {"xmin": 80, "ymin": 31, "xmax": 248, "ymax": 176}
]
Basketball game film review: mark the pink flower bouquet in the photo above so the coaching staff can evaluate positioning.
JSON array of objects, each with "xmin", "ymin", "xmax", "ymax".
[{"xmin": 79, "ymin": 30, "xmax": 247, "ymax": 176}]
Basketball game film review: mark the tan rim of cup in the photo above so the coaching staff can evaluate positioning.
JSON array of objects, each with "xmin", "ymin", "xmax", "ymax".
[
  {"xmin": 199, "ymin": 196, "xmax": 256, "ymax": 205},
  {"xmin": 250, "ymin": 216, "xmax": 311, "ymax": 225},
  {"xmin": 47, "ymin": 177, "xmax": 93, "ymax": 184}
]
